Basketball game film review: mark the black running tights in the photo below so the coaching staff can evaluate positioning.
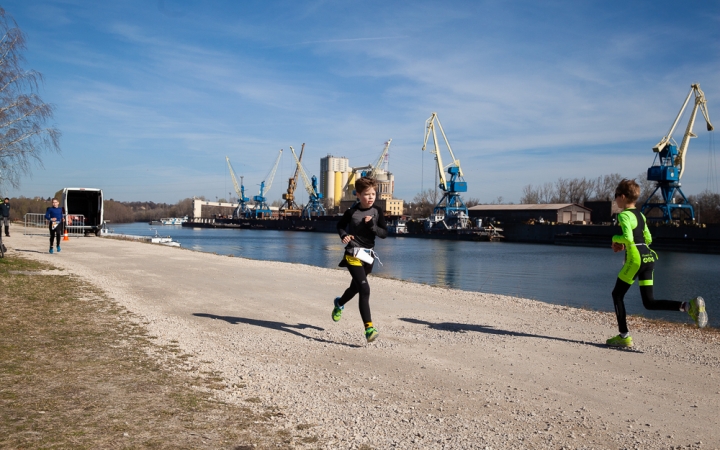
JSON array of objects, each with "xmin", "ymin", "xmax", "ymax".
[
  {"xmin": 612, "ymin": 278, "xmax": 683, "ymax": 334},
  {"xmin": 338, "ymin": 262, "xmax": 373, "ymax": 324},
  {"xmin": 49, "ymin": 224, "xmax": 62, "ymax": 247}
]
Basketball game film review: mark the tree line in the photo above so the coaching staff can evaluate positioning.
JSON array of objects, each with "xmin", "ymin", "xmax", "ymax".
[
  {"xmin": 519, "ymin": 173, "xmax": 658, "ymax": 204},
  {"xmin": 4, "ymin": 196, "xmax": 196, "ymax": 224},
  {"xmin": 520, "ymin": 173, "xmax": 720, "ymax": 223},
  {"xmin": 103, "ymin": 198, "xmax": 195, "ymax": 223}
]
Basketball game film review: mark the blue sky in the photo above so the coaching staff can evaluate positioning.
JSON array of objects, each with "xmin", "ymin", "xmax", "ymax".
[{"xmin": 2, "ymin": 0, "xmax": 719, "ymax": 204}]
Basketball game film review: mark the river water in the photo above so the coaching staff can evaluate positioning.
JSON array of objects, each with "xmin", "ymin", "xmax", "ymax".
[{"xmin": 110, "ymin": 223, "xmax": 719, "ymax": 328}]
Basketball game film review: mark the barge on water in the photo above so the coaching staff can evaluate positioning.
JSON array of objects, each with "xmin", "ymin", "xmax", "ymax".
[
  {"xmin": 183, "ymin": 216, "xmax": 720, "ymax": 253},
  {"xmin": 183, "ymin": 216, "xmax": 504, "ymax": 241},
  {"xmin": 183, "ymin": 216, "xmax": 340, "ymax": 233}
]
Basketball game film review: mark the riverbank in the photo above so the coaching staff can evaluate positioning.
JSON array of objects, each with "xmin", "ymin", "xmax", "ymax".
[
  {"xmin": 6, "ymin": 227, "xmax": 720, "ymax": 449},
  {"xmin": 0, "ymin": 245, "xmax": 293, "ymax": 448}
]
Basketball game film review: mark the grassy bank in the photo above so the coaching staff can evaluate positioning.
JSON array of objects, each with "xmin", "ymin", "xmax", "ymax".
[{"xmin": 0, "ymin": 255, "xmax": 317, "ymax": 449}]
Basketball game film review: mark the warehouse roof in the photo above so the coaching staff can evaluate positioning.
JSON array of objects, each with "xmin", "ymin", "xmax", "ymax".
[{"xmin": 468, "ymin": 203, "xmax": 591, "ymax": 211}]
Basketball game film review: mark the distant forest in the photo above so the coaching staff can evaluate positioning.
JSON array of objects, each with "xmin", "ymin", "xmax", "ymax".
[{"xmin": 520, "ymin": 173, "xmax": 720, "ymax": 224}]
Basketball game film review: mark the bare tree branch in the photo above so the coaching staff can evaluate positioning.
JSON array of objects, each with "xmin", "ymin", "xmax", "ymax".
[{"xmin": 0, "ymin": 7, "xmax": 60, "ymax": 188}]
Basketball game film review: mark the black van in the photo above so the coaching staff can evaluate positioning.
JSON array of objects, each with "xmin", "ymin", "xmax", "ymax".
[{"xmin": 62, "ymin": 188, "xmax": 104, "ymax": 236}]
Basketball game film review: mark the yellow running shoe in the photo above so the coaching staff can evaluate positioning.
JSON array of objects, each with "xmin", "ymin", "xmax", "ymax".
[
  {"xmin": 331, "ymin": 297, "xmax": 344, "ymax": 322},
  {"xmin": 606, "ymin": 334, "xmax": 633, "ymax": 348},
  {"xmin": 688, "ymin": 296, "xmax": 708, "ymax": 328}
]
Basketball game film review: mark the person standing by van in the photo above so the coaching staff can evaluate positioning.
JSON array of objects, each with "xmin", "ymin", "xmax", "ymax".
[
  {"xmin": 45, "ymin": 198, "xmax": 64, "ymax": 254},
  {"xmin": 1, "ymin": 198, "xmax": 10, "ymax": 237}
]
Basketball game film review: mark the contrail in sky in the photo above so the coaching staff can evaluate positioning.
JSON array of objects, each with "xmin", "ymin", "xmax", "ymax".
[{"xmin": 293, "ymin": 36, "xmax": 408, "ymax": 45}]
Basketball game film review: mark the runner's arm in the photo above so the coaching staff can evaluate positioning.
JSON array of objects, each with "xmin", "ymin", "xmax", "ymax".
[
  {"xmin": 371, "ymin": 206, "xmax": 388, "ymax": 239},
  {"xmin": 611, "ymin": 211, "xmax": 635, "ymax": 246}
]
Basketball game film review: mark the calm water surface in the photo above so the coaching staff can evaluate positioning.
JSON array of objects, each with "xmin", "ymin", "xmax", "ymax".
[{"xmin": 111, "ymin": 223, "xmax": 720, "ymax": 327}]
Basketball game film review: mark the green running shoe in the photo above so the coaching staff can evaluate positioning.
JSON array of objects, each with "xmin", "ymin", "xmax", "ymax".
[
  {"xmin": 606, "ymin": 334, "xmax": 633, "ymax": 348},
  {"xmin": 688, "ymin": 296, "xmax": 708, "ymax": 328},
  {"xmin": 331, "ymin": 297, "xmax": 344, "ymax": 322},
  {"xmin": 365, "ymin": 327, "xmax": 378, "ymax": 343}
]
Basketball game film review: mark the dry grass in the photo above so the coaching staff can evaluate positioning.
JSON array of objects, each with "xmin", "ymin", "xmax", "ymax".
[{"xmin": 0, "ymin": 255, "xmax": 320, "ymax": 449}]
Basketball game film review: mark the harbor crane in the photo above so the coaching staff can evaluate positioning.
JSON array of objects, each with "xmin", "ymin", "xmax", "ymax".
[
  {"xmin": 289, "ymin": 145, "xmax": 326, "ymax": 219},
  {"xmin": 252, "ymin": 149, "xmax": 283, "ymax": 218},
  {"xmin": 226, "ymin": 156, "xmax": 250, "ymax": 219},
  {"xmin": 280, "ymin": 143, "xmax": 305, "ymax": 216},
  {"xmin": 641, "ymin": 84, "xmax": 714, "ymax": 223},
  {"xmin": 422, "ymin": 112, "xmax": 469, "ymax": 229},
  {"xmin": 342, "ymin": 139, "xmax": 392, "ymax": 198},
  {"xmin": 368, "ymin": 139, "xmax": 392, "ymax": 178}
]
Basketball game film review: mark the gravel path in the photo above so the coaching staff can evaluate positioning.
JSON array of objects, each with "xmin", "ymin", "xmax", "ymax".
[{"xmin": 10, "ymin": 228, "xmax": 719, "ymax": 449}]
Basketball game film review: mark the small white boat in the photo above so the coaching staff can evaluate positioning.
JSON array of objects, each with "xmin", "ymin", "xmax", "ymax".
[
  {"xmin": 388, "ymin": 217, "xmax": 408, "ymax": 235},
  {"xmin": 150, "ymin": 236, "xmax": 181, "ymax": 247},
  {"xmin": 102, "ymin": 228, "xmax": 181, "ymax": 247}
]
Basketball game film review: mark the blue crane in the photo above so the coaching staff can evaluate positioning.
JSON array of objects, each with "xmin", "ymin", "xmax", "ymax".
[
  {"xmin": 289, "ymin": 145, "xmax": 325, "ymax": 219},
  {"xmin": 642, "ymin": 84, "xmax": 714, "ymax": 223},
  {"xmin": 226, "ymin": 156, "xmax": 250, "ymax": 219},
  {"xmin": 422, "ymin": 112, "xmax": 469, "ymax": 229},
  {"xmin": 251, "ymin": 149, "xmax": 283, "ymax": 218}
]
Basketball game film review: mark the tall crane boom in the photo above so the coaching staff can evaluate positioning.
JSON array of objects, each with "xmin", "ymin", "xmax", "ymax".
[
  {"xmin": 289, "ymin": 146, "xmax": 325, "ymax": 218},
  {"xmin": 368, "ymin": 139, "xmax": 392, "ymax": 178},
  {"xmin": 642, "ymin": 83, "xmax": 714, "ymax": 223},
  {"xmin": 226, "ymin": 156, "xmax": 250, "ymax": 218},
  {"xmin": 252, "ymin": 149, "xmax": 283, "ymax": 218},
  {"xmin": 281, "ymin": 143, "xmax": 304, "ymax": 215},
  {"xmin": 653, "ymin": 83, "xmax": 714, "ymax": 179},
  {"xmin": 423, "ymin": 113, "xmax": 464, "ymax": 192},
  {"xmin": 341, "ymin": 140, "xmax": 392, "ymax": 200},
  {"xmin": 226, "ymin": 156, "xmax": 243, "ymax": 200},
  {"xmin": 421, "ymin": 112, "xmax": 469, "ymax": 229},
  {"xmin": 263, "ymin": 149, "xmax": 283, "ymax": 194}
]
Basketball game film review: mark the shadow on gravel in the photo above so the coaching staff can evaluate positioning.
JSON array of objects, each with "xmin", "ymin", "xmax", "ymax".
[
  {"xmin": 193, "ymin": 313, "xmax": 362, "ymax": 348},
  {"xmin": 13, "ymin": 248, "xmax": 47, "ymax": 254},
  {"xmin": 400, "ymin": 318, "xmax": 643, "ymax": 352}
]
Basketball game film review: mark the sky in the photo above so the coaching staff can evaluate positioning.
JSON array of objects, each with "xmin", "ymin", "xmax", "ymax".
[{"xmin": 1, "ymin": 0, "xmax": 719, "ymax": 204}]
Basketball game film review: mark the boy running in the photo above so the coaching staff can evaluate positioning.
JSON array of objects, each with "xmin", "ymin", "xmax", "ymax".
[
  {"xmin": 607, "ymin": 179, "xmax": 708, "ymax": 348},
  {"xmin": 45, "ymin": 198, "xmax": 64, "ymax": 254},
  {"xmin": 331, "ymin": 177, "xmax": 387, "ymax": 343}
]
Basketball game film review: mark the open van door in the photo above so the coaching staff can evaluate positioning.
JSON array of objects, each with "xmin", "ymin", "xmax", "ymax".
[{"xmin": 61, "ymin": 188, "xmax": 104, "ymax": 236}]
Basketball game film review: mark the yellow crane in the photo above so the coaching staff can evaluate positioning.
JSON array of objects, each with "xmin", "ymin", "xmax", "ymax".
[{"xmin": 280, "ymin": 143, "xmax": 305, "ymax": 216}]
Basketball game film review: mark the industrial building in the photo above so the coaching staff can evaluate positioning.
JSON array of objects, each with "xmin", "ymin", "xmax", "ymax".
[
  {"xmin": 320, "ymin": 155, "xmax": 351, "ymax": 208},
  {"xmin": 468, "ymin": 204, "xmax": 592, "ymax": 224}
]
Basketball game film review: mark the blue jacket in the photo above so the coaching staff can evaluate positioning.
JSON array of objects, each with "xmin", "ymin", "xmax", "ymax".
[
  {"xmin": 45, "ymin": 207, "xmax": 63, "ymax": 224},
  {"xmin": 0, "ymin": 202, "xmax": 9, "ymax": 218}
]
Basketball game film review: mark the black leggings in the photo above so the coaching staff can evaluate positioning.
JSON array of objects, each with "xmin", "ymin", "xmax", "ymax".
[
  {"xmin": 49, "ymin": 224, "xmax": 63, "ymax": 247},
  {"xmin": 338, "ymin": 261, "xmax": 374, "ymax": 325},
  {"xmin": 612, "ymin": 278, "xmax": 683, "ymax": 334}
]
